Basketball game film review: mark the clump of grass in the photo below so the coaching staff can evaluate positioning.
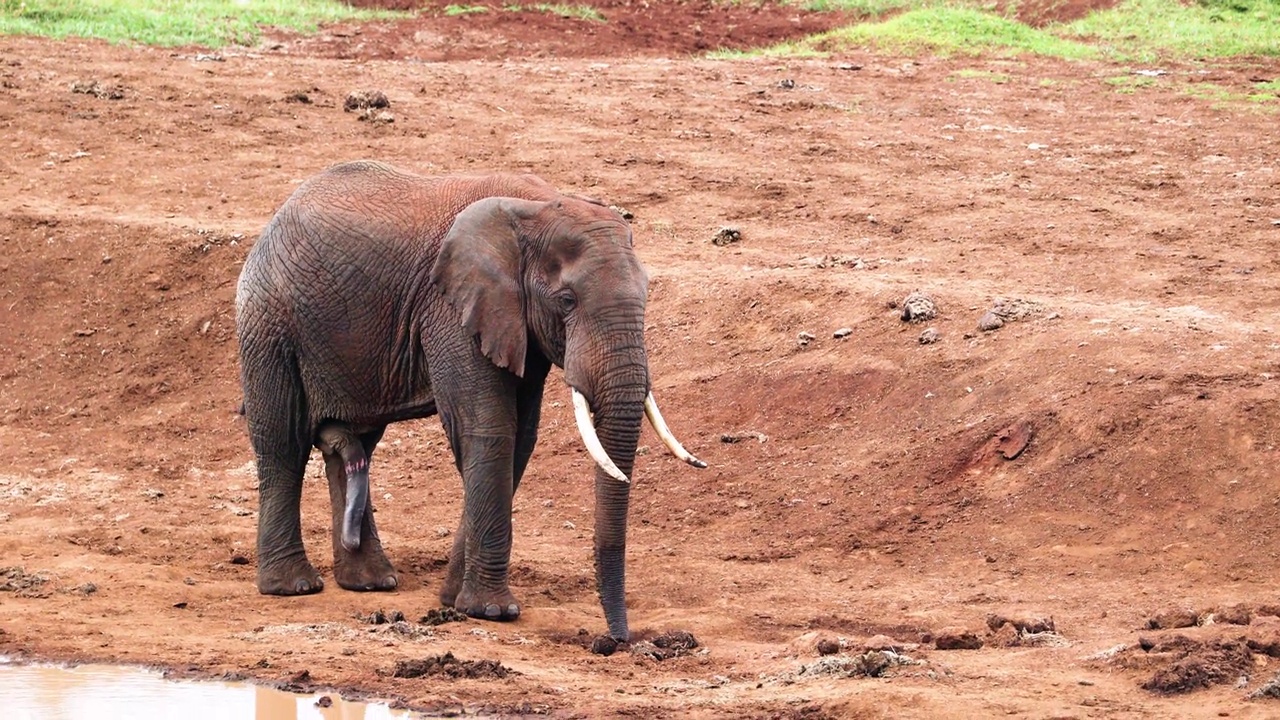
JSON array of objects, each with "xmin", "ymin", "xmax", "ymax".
[
  {"xmin": 1104, "ymin": 73, "xmax": 1160, "ymax": 93},
  {"xmin": 443, "ymin": 4, "xmax": 490, "ymax": 16},
  {"xmin": 0, "ymin": 0, "xmax": 402, "ymax": 47},
  {"xmin": 796, "ymin": 0, "xmax": 922, "ymax": 16},
  {"xmin": 763, "ymin": 6, "xmax": 1099, "ymax": 59},
  {"xmin": 504, "ymin": 3, "xmax": 605, "ymax": 21},
  {"xmin": 949, "ymin": 68, "xmax": 1012, "ymax": 83}
]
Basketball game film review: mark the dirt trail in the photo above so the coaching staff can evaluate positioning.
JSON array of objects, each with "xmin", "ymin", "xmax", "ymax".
[{"xmin": 3, "ymin": 4, "xmax": 1280, "ymax": 717}]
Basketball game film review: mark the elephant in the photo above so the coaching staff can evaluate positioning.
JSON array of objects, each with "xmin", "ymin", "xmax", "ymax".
[{"xmin": 235, "ymin": 160, "xmax": 705, "ymax": 641}]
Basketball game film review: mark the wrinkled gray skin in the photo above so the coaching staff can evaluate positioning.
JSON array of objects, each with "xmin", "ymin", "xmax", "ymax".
[{"xmin": 236, "ymin": 161, "xmax": 650, "ymax": 640}]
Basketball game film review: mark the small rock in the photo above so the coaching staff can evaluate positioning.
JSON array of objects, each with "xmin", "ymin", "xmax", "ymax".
[
  {"xmin": 1148, "ymin": 608, "xmax": 1199, "ymax": 630},
  {"xmin": 358, "ymin": 109, "xmax": 394, "ymax": 124},
  {"xmin": 994, "ymin": 421, "xmax": 1035, "ymax": 460},
  {"xmin": 315, "ymin": 696, "xmax": 333, "ymax": 708},
  {"xmin": 609, "ymin": 205, "xmax": 634, "ymax": 221},
  {"xmin": 797, "ymin": 331, "xmax": 816, "ymax": 346},
  {"xmin": 711, "ymin": 227, "xmax": 742, "ymax": 246},
  {"xmin": 816, "ymin": 638, "xmax": 841, "ymax": 655},
  {"xmin": 977, "ymin": 311, "xmax": 1004, "ymax": 332},
  {"xmin": 918, "ymin": 327, "xmax": 940, "ymax": 344},
  {"xmin": 1216, "ymin": 604, "xmax": 1253, "ymax": 626},
  {"xmin": 900, "ymin": 292, "xmax": 937, "ymax": 323},
  {"xmin": 833, "ymin": 327, "xmax": 853, "ymax": 339},
  {"xmin": 229, "ymin": 554, "xmax": 250, "ymax": 565},
  {"xmin": 863, "ymin": 634, "xmax": 904, "ymax": 652},
  {"xmin": 934, "ymin": 627, "xmax": 983, "ymax": 650},
  {"xmin": 344, "ymin": 89, "xmax": 390, "ymax": 112},
  {"xmin": 987, "ymin": 612, "xmax": 1055, "ymax": 634},
  {"xmin": 1246, "ymin": 616, "xmax": 1280, "ymax": 657},
  {"xmin": 70, "ymin": 80, "xmax": 124, "ymax": 100}
]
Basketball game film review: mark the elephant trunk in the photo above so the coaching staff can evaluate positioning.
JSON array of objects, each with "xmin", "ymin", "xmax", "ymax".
[{"xmin": 590, "ymin": 391, "xmax": 644, "ymax": 642}]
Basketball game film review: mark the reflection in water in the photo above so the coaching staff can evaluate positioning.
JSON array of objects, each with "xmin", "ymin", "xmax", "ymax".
[{"xmin": 0, "ymin": 658, "xmax": 408, "ymax": 720}]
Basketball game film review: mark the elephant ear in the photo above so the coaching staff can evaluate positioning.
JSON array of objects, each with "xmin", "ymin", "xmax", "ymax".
[{"xmin": 430, "ymin": 197, "xmax": 543, "ymax": 377}]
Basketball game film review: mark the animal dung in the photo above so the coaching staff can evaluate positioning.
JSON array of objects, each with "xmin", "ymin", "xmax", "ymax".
[
  {"xmin": 343, "ymin": 89, "xmax": 390, "ymax": 112},
  {"xmin": 711, "ymin": 227, "xmax": 742, "ymax": 246}
]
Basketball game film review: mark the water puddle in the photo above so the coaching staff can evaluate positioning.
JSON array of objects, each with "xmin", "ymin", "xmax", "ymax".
[{"xmin": 0, "ymin": 657, "xmax": 412, "ymax": 720}]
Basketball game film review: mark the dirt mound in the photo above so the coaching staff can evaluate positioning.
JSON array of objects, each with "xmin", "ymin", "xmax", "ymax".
[{"xmin": 273, "ymin": 0, "xmax": 855, "ymax": 61}]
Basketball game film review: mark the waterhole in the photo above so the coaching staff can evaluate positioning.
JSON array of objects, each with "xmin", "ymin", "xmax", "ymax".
[{"xmin": 0, "ymin": 658, "xmax": 409, "ymax": 720}]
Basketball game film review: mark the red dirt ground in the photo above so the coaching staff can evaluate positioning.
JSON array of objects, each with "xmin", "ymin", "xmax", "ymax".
[{"xmin": 3, "ymin": 2, "xmax": 1280, "ymax": 718}]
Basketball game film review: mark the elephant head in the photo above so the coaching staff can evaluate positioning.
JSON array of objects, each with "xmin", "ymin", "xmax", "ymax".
[{"xmin": 429, "ymin": 195, "xmax": 704, "ymax": 640}]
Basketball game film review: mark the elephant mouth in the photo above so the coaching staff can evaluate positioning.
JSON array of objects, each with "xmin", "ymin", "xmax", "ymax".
[{"xmin": 569, "ymin": 388, "xmax": 706, "ymax": 483}]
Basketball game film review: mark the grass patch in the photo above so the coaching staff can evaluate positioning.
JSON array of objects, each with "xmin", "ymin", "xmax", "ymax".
[
  {"xmin": 1061, "ymin": 0, "xmax": 1280, "ymax": 61},
  {"xmin": 949, "ymin": 68, "xmax": 1012, "ymax": 83},
  {"xmin": 748, "ymin": 0, "xmax": 1279, "ymax": 61},
  {"xmin": 796, "ymin": 0, "xmax": 921, "ymax": 16},
  {"xmin": 761, "ymin": 7, "xmax": 1100, "ymax": 59},
  {"xmin": 504, "ymin": 3, "xmax": 606, "ymax": 21},
  {"xmin": 443, "ymin": 4, "xmax": 490, "ymax": 15},
  {"xmin": 0, "ymin": 0, "xmax": 400, "ymax": 47},
  {"xmin": 1104, "ymin": 73, "xmax": 1159, "ymax": 93}
]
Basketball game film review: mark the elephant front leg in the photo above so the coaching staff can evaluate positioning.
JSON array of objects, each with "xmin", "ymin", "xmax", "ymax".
[
  {"xmin": 450, "ymin": 434, "xmax": 521, "ymax": 621},
  {"xmin": 323, "ymin": 436, "xmax": 397, "ymax": 592}
]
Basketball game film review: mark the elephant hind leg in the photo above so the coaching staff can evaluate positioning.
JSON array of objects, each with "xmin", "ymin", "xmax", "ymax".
[
  {"xmin": 323, "ymin": 425, "xmax": 397, "ymax": 592},
  {"xmin": 242, "ymin": 342, "xmax": 322, "ymax": 596}
]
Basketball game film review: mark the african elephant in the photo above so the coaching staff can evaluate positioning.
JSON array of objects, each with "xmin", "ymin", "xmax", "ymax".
[{"xmin": 235, "ymin": 160, "xmax": 704, "ymax": 641}]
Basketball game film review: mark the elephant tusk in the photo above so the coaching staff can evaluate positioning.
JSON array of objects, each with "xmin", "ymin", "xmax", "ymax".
[
  {"xmin": 644, "ymin": 392, "xmax": 708, "ymax": 469},
  {"xmin": 571, "ymin": 389, "xmax": 630, "ymax": 484}
]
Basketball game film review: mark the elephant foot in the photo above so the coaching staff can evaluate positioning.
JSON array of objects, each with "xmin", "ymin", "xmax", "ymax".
[
  {"xmin": 453, "ymin": 584, "xmax": 521, "ymax": 621},
  {"xmin": 258, "ymin": 557, "xmax": 325, "ymax": 596},
  {"xmin": 334, "ymin": 550, "xmax": 398, "ymax": 592},
  {"xmin": 439, "ymin": 553, "xmax": 465, "ymax": 607},
  {"xmin": 439, "ymin": 577, "xmax": 461, "ymax": 608}
]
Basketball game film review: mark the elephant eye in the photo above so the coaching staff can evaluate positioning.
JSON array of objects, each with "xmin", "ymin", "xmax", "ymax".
[{"xmin": 557, "ymin": 291, "xmax": 577, "ymax": 312}]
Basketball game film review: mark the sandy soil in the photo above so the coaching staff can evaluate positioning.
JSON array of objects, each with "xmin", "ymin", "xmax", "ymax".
[{"xmin": 3, "ymin": 3, "xmax": 1280, "ymax": 718}]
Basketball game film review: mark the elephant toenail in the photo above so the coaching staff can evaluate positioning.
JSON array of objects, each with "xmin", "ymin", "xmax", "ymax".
[
  {"xmin": 484, "ymin": 604, "xmax": 501, "ymax": 619},
  {"xmin": 507, "ymin": 604, "xmax": 519, "ymax": 618},
  {"xmin": 295, "ymin": 580, "xmax": 310, "ymax": 593},
  {"xmin": 383, "ymin": 576, "xmax": 398, "ymax": 589}
]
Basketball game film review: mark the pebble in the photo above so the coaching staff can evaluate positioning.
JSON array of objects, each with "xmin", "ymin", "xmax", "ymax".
[
  {"xmin": 833, "ymin": 327, "xmax": 852, "ymax": 339},
  {"xmin": 977, "ymin": 311, "xmax": 1004, "ymax": 331},
  {"xmin": 918, "ymin": 327, "xmax": 940, "ymax": 344}
]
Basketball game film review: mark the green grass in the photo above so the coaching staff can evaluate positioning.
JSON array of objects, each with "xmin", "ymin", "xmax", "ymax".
[
  {"xmin": 1104, "ymin": 73, "xmax": 1160, "ymax": 93},
  {"xmin": 754, "ymin": 7, "xmax": 1100, "ymax": 59},
  {"xmin": 748, "ymin": 0, "xmax": 1280, "ymax": 61},
  {"xmin": 1061, "ymin": 0, "xmax": 1280, "ymax": 62},
  {"xmin": 0, "ymin": 0, "xmax": 400, "ymax": 47},
  {"xmin": 443, "ymin": 4, "xmax": 490, "ymax": 15},
  {"xmin": 504, "ymin": 3, "xmax": 605, "ymax": 21},
  {"xmin": 796, "ymin": 0, "xmax": 920, "ymax": 15},
  {"xmin": 949, "ymin": 67, "xmax": 1012, "ymax": 83}
]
